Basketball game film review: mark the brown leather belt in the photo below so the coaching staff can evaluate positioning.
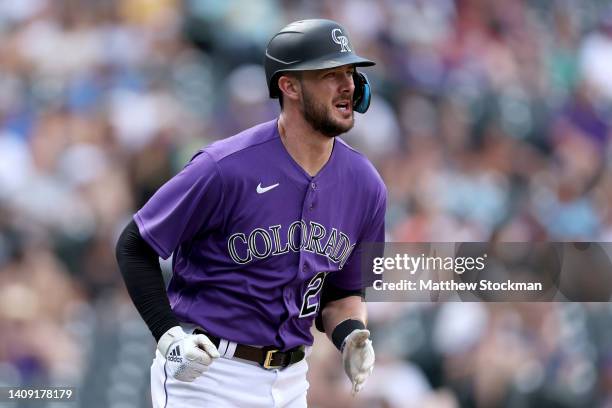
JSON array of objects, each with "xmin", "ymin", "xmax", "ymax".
[{"xmin": 194, "ymin": 329, "xmax": 305, "ymax": 370}]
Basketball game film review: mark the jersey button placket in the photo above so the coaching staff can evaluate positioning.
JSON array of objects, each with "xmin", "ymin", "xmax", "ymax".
[{"xmin": 309, "ymin": 181, "xmax": 317, "ymax": 210}]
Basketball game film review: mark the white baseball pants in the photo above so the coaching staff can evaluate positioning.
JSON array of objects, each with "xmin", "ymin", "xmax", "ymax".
[{"xmin": 151, "ymin": 348, "xmax": 309, "ymax": 408}]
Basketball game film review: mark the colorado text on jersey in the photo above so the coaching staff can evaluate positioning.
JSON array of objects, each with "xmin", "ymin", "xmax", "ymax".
[{"xmin": 227, "ymin": 220, "xmax": 355, "ymax": 268}]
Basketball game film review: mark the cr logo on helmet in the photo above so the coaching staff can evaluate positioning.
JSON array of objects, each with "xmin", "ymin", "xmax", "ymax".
[{"xmin": 331, "ymin": 28, "xmax": 351, "ymax": 52}]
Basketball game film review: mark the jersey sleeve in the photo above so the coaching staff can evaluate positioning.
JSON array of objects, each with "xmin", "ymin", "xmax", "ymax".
[
  {"xmin": 327, "ymin": 183, "xmax": 386, "ymax": 291},
  {"xmin": 133, "ymin": 151, "xmax": 225, "ymax": 259}
]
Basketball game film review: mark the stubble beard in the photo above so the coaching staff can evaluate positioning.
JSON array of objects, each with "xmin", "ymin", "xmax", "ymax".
[{"xmin": 301, "ymin": 87, "xmax": 354, "ymax": 138}]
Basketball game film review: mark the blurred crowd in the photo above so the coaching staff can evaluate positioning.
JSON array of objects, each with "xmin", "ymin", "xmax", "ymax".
[{"xmin": 0, "ymin": 0, "xmax": 612, "ymax": 407}]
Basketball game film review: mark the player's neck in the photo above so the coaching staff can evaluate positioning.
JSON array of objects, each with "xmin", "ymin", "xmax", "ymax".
[{"xmin": 277, "ymin": 113, "xmax": 334, "ymax": 177}]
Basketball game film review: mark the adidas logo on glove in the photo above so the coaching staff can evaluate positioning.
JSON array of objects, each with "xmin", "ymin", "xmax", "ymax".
[{"xmin": 167, "ymin": 346, "xmax": 183, "ymax": 363}]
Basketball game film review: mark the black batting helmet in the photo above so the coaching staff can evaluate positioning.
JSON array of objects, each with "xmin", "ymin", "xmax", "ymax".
[{"xmin": 264, "ymin": 19, "xmax": 375, "ymax": 112}]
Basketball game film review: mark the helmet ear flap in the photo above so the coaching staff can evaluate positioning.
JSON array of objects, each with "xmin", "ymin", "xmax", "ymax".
[{"xmin": 352, "ymin": 72, "xmax": 371, "ymax": 114}]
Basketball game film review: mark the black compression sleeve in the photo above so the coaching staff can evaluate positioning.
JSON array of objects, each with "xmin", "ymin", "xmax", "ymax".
[{"xmin": 115, "ymin": 220, "xmax": 180, "ymax": 342}]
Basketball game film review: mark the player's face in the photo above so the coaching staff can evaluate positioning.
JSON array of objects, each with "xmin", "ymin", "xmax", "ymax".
[{"xmin": 299, "ymin": 65, "xmax": 356, "ymax": 138}]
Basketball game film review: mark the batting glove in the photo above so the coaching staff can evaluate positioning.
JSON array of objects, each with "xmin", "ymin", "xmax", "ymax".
[
  {"xmin": 342, "ymin": 329, "xmax": 375, "ymax": 394},
  {"xmin": 157, "ymin": 326, "xmax": 220, "ymax": 382}
]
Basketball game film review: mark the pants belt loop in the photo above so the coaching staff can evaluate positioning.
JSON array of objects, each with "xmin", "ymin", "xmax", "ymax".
[
  {"xmin": 224, "ymin": 341, "xmax": 237, "ymax": 358},
  {"xmin": 218, "ymin": 339, "xmax": 229, "ymax": 356}
]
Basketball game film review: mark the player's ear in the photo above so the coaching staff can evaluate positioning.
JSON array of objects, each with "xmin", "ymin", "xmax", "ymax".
[{"xmin": 277, "ymin": 73, "xmax": 301, "ymax": 103}]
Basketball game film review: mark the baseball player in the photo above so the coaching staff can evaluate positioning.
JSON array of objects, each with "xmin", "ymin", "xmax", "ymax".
[{"xmin": 115, "ymin": 19, "xmax": 386, "ymax": 407}]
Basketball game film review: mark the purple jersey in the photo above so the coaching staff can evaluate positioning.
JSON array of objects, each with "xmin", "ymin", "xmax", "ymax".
[{"xmin": 134, "ymin": 119, "xmax": 386, "ymax": 350}]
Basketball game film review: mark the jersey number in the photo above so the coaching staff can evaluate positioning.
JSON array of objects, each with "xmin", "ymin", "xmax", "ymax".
[{"xmin": 299, "ymin": 272, "xmax": 327, "ymax": 318}]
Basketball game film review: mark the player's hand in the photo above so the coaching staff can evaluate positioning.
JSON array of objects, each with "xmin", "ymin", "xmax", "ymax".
[
  {"xmin": 157, "ymin": 326, "xmax": 220, "ymax": 382},
  {"xmin": 342, "ymin": 329, "xmax": 375, "ymax": 394}
]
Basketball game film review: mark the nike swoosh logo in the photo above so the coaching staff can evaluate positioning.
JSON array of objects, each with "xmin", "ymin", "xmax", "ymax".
[{"xmin": 256, "ymin": 182, "xmax": 280, "ymax": 194}]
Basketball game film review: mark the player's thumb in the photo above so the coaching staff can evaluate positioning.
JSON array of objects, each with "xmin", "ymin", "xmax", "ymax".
[{"xmin": 194, "ymin": 334, "xmax": 221, "ymax": 359}]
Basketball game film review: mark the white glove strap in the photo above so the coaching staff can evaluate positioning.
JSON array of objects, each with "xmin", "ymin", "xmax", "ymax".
[{"xmin": 157, "ymin": 326, "xmax": 187, "ymax": 356}]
